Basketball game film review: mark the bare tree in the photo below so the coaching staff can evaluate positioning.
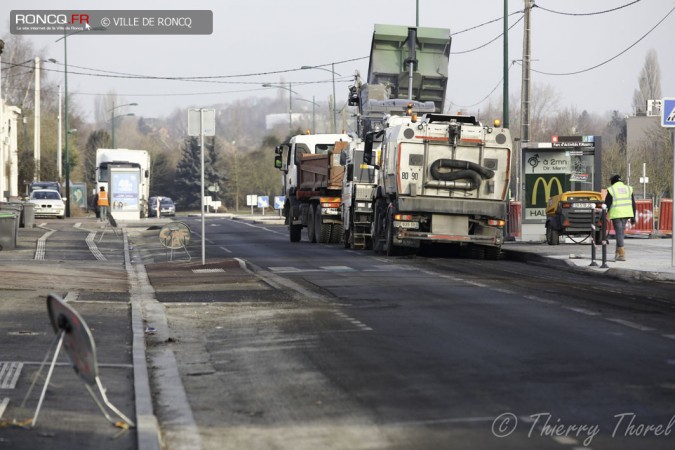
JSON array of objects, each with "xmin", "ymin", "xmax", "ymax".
[{"xmin": 632, "ymin": 49, "xmax": 661, "ymax": 115}]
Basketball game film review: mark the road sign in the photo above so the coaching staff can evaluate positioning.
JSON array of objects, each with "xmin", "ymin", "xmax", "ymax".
[
  {"xmin": 639, "ymin": 177, "xmax": 649, "ymax": 184},
  {"xmin": 257, "ymin": 196, "xmax": 270, "ymax": 208},
  {"xmin": 188, "ymin": 109, "xmax": 216, "ymax": 136},
  {"xmin": 274, "ymin": 196, "xmax": 285, "ymax": 209},
  {"xmin": 246, "ymin": 195, "xmax": 257, "ymax": 206},
  {"xmin": 47, "ymin": 294, "xmax": 98, "ymax": 386},
  {"xmin": 662, "ymin": 98, "xmax": 675, "ymax": 128}
]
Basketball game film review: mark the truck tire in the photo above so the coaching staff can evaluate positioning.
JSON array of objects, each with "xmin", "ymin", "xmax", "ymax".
[
  {"xmin": 331, "ymin": 223, "xmax": 344, "ymax": 244},
  {"xmin": 289, "ymin": 222, "xmax": 302, "ymax": 242},
  {"xmin": 307, "ymin": 205, "xmax": 317, "ymax": 243},
  {"xmin": 385, "ymin": 211, "xmax": 402, "ymax": 256},
  {"xmin": 316, "ymin": 206, "xmax": 331, "ymax": 243},
  {"xmin": 372, "ymin": 200, "xmax": 386, "ymax": 253}
]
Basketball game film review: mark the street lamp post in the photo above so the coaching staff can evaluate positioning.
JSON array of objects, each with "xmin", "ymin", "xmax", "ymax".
[
  {"xmin": 301, "ymin": 64, "xmax": 341, "ymax": 133},
  {"xmin": 56, "ymin": 26, "xmax": 105, "ymax": 217},
  {"xmin": 262, "ymin": 83, "xmax": 297, "ymax": 132},
  {"xmin": 109, "ymin": 102, "xmax": 138, "ymax": 148}
]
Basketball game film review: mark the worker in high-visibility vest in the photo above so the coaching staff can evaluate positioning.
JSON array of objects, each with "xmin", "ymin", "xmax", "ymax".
[
  {"xmin": 605, "ymin": 174, "xmax": 636, "ymax": 261},
  {"xmin": 97, "ymin": 186, "xmax": 110, "ymax": 222}
]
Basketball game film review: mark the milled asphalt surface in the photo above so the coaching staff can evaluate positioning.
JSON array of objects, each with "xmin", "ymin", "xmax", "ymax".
[{"xmin": 0, "ymin": 213, "xmax": 672, "ymax": 450}]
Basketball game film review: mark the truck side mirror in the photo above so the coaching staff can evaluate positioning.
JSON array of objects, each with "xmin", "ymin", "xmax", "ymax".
[
  {"xmin": 346, "ymin": 163, "xmax": 354, "ymax": 182},
  {"xmin": 363, "ymin": 130, "xmax": 383, "ymax": 166},
  {"xmin": 339, "ymin": 150, "xmax": 348, "ymax": 166},
  {"xmin": 363, "ymin": 134, "xmax": 374, "ymax": 165}
]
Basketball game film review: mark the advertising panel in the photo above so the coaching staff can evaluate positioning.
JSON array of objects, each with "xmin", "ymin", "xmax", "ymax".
[
  {"xmin": 110, "ymin": 169, "xmax": 140, "ymax": 213},
  {"xmin": 521, "ymin": 136, "xmax": 601, "ymax": 225}
]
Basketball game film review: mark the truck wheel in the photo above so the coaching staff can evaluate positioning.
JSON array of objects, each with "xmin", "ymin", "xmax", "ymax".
[
  {"xmin": 372, "ymin": 201, "xmax": 385, "ymax": 253},
  {"xmin": 546, "ymin": 226, "xmax": 559, "ymax": 246},
  {"xmin": 314, "ymin": 206, "xmax": 328, "ymax": 243},
  {"xmin": 484, "ymin": 246, "xmax": 501, "ymax": 260},
  {"xmin": 289, "ymin": 222, "xmax": 302, "ymax": 242},
  {"xmin": 307, "ymin": 205, "xmax": 317, "ymax": 243},
  {"xmin": 385, "ymin": 212, "xmax": 402, "ymax": 256},
  {"xmin": 331, "ymin": 223, "xmax": 344, "ymax": 244}
]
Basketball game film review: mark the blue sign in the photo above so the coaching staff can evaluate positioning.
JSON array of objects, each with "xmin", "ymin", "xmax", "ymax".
[
  {"xmin": 257, "ymin": 196, "xmax": 269, "ymax": 208},
  {"xmin": 662, "ymin": 98, "xmax": 675, "ymax": 128},
  {"xmin": 274, "ymin": 196, "xmax": 285, "ymax": 210}
]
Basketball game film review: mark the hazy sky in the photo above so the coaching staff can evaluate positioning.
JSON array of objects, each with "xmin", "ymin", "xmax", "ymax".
[{"xmin": 3, "ymin": 0, "xmax": 674, "ymax": 122}]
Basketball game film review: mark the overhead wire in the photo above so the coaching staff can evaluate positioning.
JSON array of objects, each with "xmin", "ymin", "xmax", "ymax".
[
  {"xmin": 534, "ymin": 0, "xmax": 643, "ymax": 16},
  {"xmin": 523, "ymin": 4, "xmax": 675, "ymax": 76},
  {"xmin": 447, "ymin": 62, "xmax": 517, "ymax": 110}
]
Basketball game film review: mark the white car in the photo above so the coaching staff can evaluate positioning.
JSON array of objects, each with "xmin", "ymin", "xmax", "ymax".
[{"xmin": 29, "ymin": 189, "xmax": 66, "ymax": 219}]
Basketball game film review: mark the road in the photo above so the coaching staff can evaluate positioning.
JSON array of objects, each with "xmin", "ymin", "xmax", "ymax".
[{"xmin": 133, "ymin": 216, "xmax": 675, "ymax": 450}]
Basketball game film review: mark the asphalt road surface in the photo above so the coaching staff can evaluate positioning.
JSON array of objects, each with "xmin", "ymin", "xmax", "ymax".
[{"xmin": 133, "ymin": 216, "xmax": 675, "ymax": 450}]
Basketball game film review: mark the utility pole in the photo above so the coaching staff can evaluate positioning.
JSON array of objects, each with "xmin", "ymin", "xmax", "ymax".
[
  {"xmin": 503, "ymin": 0, "xmax": 509, "ymax": 128},
  {"xmin": 57, "ymin": 85, "xmax": 62, "ymax": 178},
  {"xmin": 521, "ymin": 0, "xmax": 532, "ymax": 144},
  {"xmin": 34, "ymin": 57, "xmax": 40, "ymax": 180},
  {"xmin": 518, "ymin": 0, "xmax": 533, "ymax": 202}
]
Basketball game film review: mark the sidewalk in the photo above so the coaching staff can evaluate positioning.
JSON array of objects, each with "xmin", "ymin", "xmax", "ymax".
[{"xmin": 503, "ymin": 235, "xmax": 675, "ymax": 283}]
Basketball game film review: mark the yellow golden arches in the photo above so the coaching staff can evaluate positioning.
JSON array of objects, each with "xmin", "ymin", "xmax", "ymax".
[{"xmin": 532, "ymin": 176, "xmax": 563, "ymax": 205}]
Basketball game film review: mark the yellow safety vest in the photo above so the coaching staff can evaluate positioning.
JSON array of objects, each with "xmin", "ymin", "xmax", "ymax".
[
  {"xmin": 607, "ymin": 182, "xmax": 633, "ymax": 219},
  {"xmin": 98, "ymin": 191, "xmax": 109, "ymax": 207}
]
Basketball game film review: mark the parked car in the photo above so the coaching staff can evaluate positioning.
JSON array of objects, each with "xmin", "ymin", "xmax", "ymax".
[
  {"xmin": 149, "ymin": 196, "xmax": 176, "ymax": 217},
  {"xmin": 29, "ymin": 189, "xmax": 66, "ymax": 219}
]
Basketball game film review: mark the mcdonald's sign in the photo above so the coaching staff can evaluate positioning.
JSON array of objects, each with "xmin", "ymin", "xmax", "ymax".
[{"xmin": 528, "ymin": 175, "xmax": 565, "ymax": 207}]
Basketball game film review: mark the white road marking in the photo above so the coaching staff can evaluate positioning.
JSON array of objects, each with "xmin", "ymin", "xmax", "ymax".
[
  {"xmin": 524, "ymin": 295, "xmax": 558, "ymax": 305},
  {"xmin": 606, "ymin": 318, "xmax": 654, "ymax": 332},
  {"xmin": 34, "ymin": 228, "xmax": 56, "ymax": 260},
  {"xmin": 0, "ymin": 397, "xmax": 9, "ymax": 419},
  {"xmin": 0, "ymin": 362, "xmax": 23, "ymax": 389},
  {"xmin": 662, "ymin": 334, "xmax": 675, "ymax": 340},
  {"xmin": 86, "ymin": 231, "xmax": 107, "ymax": 261},
  {"xmin": 219, "ymin": 246, "xmax": 232, "ymax": 254},
  {"xmin": 553, "ymin": 436, "xmax": 578, "ymax": 445},
  {"xmin": 564, "ymin": 307, "xmax": 601, "ymax": 316}
]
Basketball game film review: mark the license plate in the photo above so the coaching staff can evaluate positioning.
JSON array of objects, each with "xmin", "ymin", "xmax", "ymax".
[
  {"xmin": 323, "ymin": 208, "xmax": 339, "ymax": 215},
  {"xmin": 395, "ymin": 221, "xmax": 419, "ymax": 229},
  {"xmin": 573, "ymin": 203, "xmax": 595, "ymax": 208}
]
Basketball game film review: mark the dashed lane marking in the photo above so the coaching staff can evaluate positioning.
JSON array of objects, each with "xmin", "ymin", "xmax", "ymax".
[
  {"xmin": 86, "ymin": 232, "xmax": 107, "ymax": 261},
  {"xmin": 606, "ymin": 318, "xmax": 655, "ymax": 332},
  {"xmin": 34, "ymin": 228, "xmax": 56, "ymax": 260},
  {"xmin": 563, "ymin": 307, "xmax": 601, "ymax": 316}
]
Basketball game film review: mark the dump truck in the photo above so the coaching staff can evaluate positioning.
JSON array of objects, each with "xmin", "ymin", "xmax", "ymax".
[
  {"xmin": 274, "ymin": 134, "xmax": 351, "ymax": 243},
  {"xmin": 545, "ymin": 191, "xmax": 605, "ymax": 245}
]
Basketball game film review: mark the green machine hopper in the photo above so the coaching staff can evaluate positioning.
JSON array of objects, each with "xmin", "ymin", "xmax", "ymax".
[{"xmin": 367, "ymin": 24, "xmax": 451, "ymax": 112}]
